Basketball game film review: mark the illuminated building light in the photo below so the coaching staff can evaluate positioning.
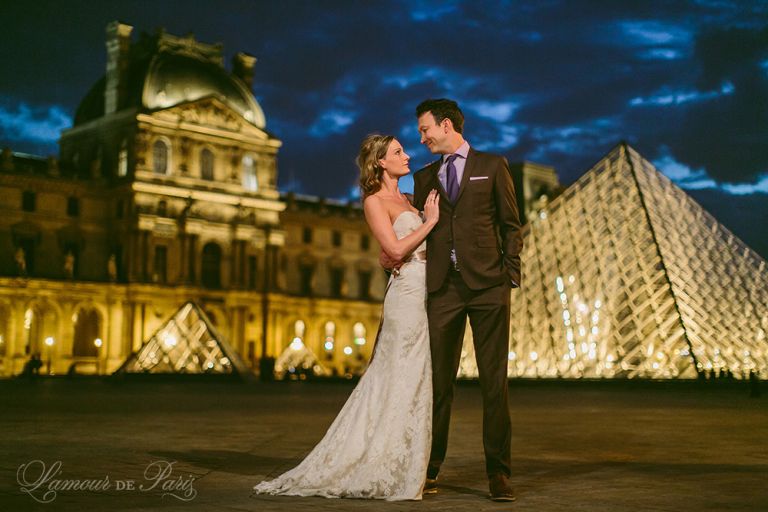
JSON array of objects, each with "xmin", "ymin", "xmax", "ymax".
[
  {"xmin": 530, "ymin": 351, "xmax": 538, "ymax": 361},
  {"xmin": 164, "ymin": 335, "xmax": 177, "ymax": 348},
  {"xmin": 290, "ymin": 337, "xmax": 304, "ymax": 350},
  {"xmin": 343, "ymin": 346, "xmax": 353, "ymax": 355},
  {"xmin": 324, "ymin": 341, "xmax": 334, "ymax": 351},
  {"xmin": 508, "ymin": 351, "xmax": 516, "ymax": 360}
]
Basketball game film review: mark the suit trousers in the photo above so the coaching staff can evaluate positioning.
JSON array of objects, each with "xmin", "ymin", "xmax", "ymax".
[{"xmin": 427, "ymin": 269, "xmax": 512, "ymax": 479}]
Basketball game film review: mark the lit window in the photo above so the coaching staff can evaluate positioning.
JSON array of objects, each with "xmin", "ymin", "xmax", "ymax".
[
  {"xmin": 242, "ymin": 155, "xmax": 258, "ymax": 192},
  {"xmin": 118, "ymin": 139, "xmax": 128, "ymax": 176},
  {"xmin": 153, "ymin": 140, "xmax": 168, "ymax": 174},
  {"xmin": 201, "ymin": 149, "xmax": 214, "ymax": 180}
]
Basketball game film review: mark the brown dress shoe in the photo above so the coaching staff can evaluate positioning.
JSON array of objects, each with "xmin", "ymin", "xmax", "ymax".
[
  {"xmin": 423, "ymin": 477, "xmax": 438, "ymax": 495},
  {"xmin": 488, "ymin": 474, "xmax": 516, "ymax": 502}
]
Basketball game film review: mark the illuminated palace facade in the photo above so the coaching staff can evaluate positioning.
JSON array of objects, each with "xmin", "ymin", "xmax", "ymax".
[{"xmin": 0, "ymin": 23, "xmax": 404, "ymax": 377}]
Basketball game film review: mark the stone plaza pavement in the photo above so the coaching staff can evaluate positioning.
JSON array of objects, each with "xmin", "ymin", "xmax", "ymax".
[{"xmin": 0, "ymin": 377, "xmax": 766, "ymax": 512}]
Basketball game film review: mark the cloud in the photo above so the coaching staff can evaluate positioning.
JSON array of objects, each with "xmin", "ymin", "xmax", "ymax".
[
  {"xmin": 721, "ymin": 174, "xmax": 768, "ymax": 194},
  {"xmin": 309, "ymin": 109, "xmax": 356, "ymax": 137},
  {"xmin": 637, "ymin": 48, "xmax": 684, "ymax": 60},
  {"xmin": 0, "ymin": 102, "xmax": 71, "ymax": 144},
  {"xmin": 409, "ymin": 0, "xmax": 460, "ymax": 21},
  {"xmin": 629, "ymin": 81, "xmax": 734, "ymax": 106},
  {"xmin": 653, "ymin": 148, "xmax": 718, "ymax": 189},
  {"xmin": 654, "ymin": 146, "xmax": 768, "ymax": 194},
  {"xmin": 619, "ymin": 20, "xmax": 692, "ymax": 46},
  {"xmin": 465, "ymin": 100, "xmax": 520, "ymax": 123}
]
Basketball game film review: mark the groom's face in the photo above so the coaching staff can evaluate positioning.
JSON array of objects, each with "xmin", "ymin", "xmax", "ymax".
[{"xmin": 417, "ymin": 112, "xmax": 449, "ymax": 155}]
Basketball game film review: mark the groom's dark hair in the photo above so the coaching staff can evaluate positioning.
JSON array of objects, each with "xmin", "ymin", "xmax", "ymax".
[{"xmin": 416, "ymin": 98, "xmax": 464, "ymax": 134}]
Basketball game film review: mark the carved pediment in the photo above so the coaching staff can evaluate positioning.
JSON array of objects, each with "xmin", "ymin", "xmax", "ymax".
[{"xmin": 150, "ymin": 97, "xmax": 269, "ymax": 139}]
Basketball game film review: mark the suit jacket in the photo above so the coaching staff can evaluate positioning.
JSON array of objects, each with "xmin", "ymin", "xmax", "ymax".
[{"xmin": 413, "ymin": 147, "xmax": 523, "ymax": 293}]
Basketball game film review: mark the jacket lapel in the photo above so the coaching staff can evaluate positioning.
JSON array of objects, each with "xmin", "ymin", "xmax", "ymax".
[
  {"xmin": 454, "ymin": 147, "xmax": 477, "ymax": 204},
  {"xmin": 425, "ymin": 160, "xmax": 450, "ymax": 205}
]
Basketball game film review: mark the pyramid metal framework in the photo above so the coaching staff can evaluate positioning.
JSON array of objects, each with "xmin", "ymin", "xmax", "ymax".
[
  {"xmin": 115, "ymin": 302, "xmax": 251, "ymax": 376},
  {"xmin": 459, "ymin": 143, "xmax": 768, "ymax": 379}
]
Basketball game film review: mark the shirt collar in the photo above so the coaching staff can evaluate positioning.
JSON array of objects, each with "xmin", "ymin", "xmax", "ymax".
[{"xmin": 443, "ymin": 140, "xmax": 470, "ymax": 163}]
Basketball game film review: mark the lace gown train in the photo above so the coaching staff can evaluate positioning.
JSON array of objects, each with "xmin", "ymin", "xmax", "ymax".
[{"xmin": 254, "ymin": 211, "xmax": 432, "ymax": 500}]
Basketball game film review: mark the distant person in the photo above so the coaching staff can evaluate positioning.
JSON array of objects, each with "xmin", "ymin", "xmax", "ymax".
[{"xmin": 20, "ymin": 353, "xmax": 42, "ymax": 377}]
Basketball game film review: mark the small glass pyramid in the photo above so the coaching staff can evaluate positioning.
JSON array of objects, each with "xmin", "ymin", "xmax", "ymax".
[{"xmin": 116, "ymin": 302, "xmax": 251, "ymax": 376}]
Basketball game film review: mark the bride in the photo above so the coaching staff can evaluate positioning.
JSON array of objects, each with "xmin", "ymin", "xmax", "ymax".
[{"xmin": 253, "ymin": 134, "xmax": 439, "ymax": 500}]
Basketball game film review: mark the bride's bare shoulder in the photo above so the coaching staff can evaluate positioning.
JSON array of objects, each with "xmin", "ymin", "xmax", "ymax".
[{"xmin": 363, "ymin": 194, "xmax": 386, "ymax": 215}]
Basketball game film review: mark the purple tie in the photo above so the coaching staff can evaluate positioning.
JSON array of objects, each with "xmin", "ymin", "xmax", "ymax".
[{"xmin": 445, "ymin": 154, "xmax": 460, "ymax": 203}]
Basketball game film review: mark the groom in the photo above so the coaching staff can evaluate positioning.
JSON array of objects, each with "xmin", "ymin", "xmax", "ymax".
[{"xmin": 411, "ymin": 98, "xmax": 523, "ymax": 501}]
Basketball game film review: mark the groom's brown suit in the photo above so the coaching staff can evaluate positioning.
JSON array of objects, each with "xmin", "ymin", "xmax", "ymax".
[{"xmin": 413, "ymin": 147, "xmax": 523, "ymax": 479}]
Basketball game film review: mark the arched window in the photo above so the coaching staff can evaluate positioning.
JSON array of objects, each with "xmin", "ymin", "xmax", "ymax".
[
  {"xmin": 353, "ymin": 322, "xmax": 367, "ymax": 347},
  {"xmin": 201, "ymin": 149, "xmax": 214, "ymax": 181},
  {"xmin": 201, "ymin": 242, "xmax": 222, "ymax": 288},
  {"xmin": 23, "ymin": 303, "xmax": 58, "ymax": 360},
  {"xmin": 242, "ymin": 154, "xmax": 258, "ymax": 192},
  {"xmin": 73, "ymin": 308, "xmax": 100, "ymax": 357},
  {"xmin": 153, "ymin": 140, "xmax": 168, "ymax": 175},
  {"xmin": 117, "ymin": 139, "xmax": 128, "ymax": 177}
]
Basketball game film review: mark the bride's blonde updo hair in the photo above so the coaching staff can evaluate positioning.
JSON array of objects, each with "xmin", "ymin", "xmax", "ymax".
[{"xmin": 357, "ymin": 134, "xmax": 394, "ymax": 198}]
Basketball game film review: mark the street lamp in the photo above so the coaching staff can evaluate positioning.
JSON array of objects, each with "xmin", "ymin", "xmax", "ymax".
[
  {"xmin": 44, "ymin": 336, "xmax": 54, "ymax": 375},
  {"xmin": 94, "ymin": 338, "xmax": 103, "ymax": 374}
]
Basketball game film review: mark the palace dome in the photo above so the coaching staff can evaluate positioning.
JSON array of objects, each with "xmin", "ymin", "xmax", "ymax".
[
  {"xmin": 74, "ymin": 31, "xmax": 265, "ymax": 128},
  {"xmin": 142, "ymin": 52, "xmax": 265, "ymax": 127}
]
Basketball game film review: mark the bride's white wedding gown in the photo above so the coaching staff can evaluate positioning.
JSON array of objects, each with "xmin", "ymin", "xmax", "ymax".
[{"xmin": 254, "ymin": 211, "xmax": 432, "ymax": 501}]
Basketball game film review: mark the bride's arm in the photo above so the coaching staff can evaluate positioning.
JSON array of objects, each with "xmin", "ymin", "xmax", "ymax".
[{"xmin": 364, "ymin": 192, "xmax": 439, "ymax": 262}]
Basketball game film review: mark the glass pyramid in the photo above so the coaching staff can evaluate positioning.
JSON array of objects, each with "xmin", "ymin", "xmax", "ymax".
[
  {"xmin": 274, "ymin": 337, "xmax": 331, "ymax": 380},
  {"xmin": 116, "ymin": 302, "xmax": 251, "ymax": 376},
  {"xmin": 459, "ymin": 143, "xmax": 767, "ymax": 379}
]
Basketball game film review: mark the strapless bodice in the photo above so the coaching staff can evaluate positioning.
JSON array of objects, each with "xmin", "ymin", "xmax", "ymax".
[{"xmin": 393, "ymin": 210, "xmax": 426, "ymax": 261}]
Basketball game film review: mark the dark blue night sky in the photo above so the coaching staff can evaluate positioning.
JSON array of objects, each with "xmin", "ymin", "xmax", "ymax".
[{"xmin": 1, "ymin": 1, "xmax": 767, "ymax": 256}]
